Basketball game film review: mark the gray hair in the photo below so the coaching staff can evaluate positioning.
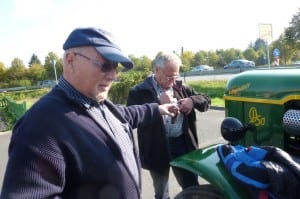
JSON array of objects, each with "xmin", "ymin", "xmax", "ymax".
[{"xmin": 153, "ymin": 52, "xmax": 182, "ymax": 69}]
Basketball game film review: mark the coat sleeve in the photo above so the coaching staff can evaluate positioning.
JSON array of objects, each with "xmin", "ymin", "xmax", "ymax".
[
  {"xmin": 120, "ymin": 102, "xmax": 162, "ymax": 130},
  {"xmin": 0, "ymin": 125, "xmax": 65, "ymax": 199},
  {"xmin": 125, "ymin": 86, "xmax": 162, "ymax": 129},
  {"xmin": 183, "ymin": 85, "xmax": 211, "ymax": 112}
]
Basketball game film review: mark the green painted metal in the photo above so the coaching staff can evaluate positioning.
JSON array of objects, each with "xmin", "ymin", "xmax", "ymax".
[
  {"xmin": 6, "ymin": 97, "xmax": 27, "ymax": 120},
  {"xmin": 170, "ymin": 144, "xmax": 249, "ymax": 199},
  {"xmin": 172, "ymin": 69, "xmax": 300, "ymax": 198},
  {"xmin": 224, "ymin": 69, "xmax": 300, "ymax": 148},
  {"xmin": 225, "ymin": 69, "xmax": 300, "ymax": 100}
]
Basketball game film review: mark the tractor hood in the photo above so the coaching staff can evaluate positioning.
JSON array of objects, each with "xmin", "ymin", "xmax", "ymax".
[{"xmin": 225, "ymin": 69, "xmax": 300, "ymax": 104}]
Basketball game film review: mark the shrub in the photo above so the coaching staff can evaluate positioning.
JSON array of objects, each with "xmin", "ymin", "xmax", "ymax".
[{"xmin": 109, "ymin": 71, "xmax": 149, "ymax": 104}]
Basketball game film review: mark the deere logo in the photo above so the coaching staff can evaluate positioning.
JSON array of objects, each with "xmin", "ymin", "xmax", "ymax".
[
  {"xmin": 229, "ymin": 83, "xmax": 250, "ymax": 95},
  {"xmin": 249, "ymin": 107, "xmax": 266, "ymax": 126}
]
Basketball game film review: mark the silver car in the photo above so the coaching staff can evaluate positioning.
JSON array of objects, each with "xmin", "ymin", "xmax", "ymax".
[{"xmin": 224, "ymin": 59, "xmax": 255, "ymax": 69}]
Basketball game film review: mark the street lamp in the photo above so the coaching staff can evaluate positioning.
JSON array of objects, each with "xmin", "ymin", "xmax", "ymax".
[{"xmin": 53, "ymin": 60, "xmax": 58, "ymax": 84}]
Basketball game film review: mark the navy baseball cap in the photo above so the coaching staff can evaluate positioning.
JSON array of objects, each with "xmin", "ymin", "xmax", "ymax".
[{"xmin": 63, "ymin": 27, "xmax": 134, "ymax": 69}]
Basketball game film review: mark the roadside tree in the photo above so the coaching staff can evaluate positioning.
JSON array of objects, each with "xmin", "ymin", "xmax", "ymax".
[{"xmin": 28, "ymin": 54, "xmax": 41, "ymax": 67}]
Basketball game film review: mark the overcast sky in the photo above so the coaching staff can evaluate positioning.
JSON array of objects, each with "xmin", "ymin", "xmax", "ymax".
[{"xmin": 0, "ymin": 0, "xmax": 299, "ymax": 66}]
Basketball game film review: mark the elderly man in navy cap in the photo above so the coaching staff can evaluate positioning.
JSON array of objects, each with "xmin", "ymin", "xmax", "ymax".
[{"xmin": 0, "ymin": 27, "xmax": 178, "ymax": 199}]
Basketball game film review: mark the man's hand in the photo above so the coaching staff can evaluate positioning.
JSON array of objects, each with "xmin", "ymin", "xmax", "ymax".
[
  {"xmin": 158, "ymin": 103, "xmax": 179, "ymax": 117},
  {"xmin": 158, "ymin": 91, "xmax": 173, "ymax": 104},
  {"xmin": 178, "ymin": 98, "xmax": 193, "ymax": 115}
]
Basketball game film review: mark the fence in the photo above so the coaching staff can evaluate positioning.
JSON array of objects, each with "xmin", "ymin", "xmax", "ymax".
[
  {"xmin": 0, "ymin": 97, "xmax": 27, "ymax": 121},
  {"xmin": 0, "ymin": 98, "xmax": 7, "ymax": 108}
]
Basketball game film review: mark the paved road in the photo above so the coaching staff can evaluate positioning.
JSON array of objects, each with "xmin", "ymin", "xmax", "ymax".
[
  {"xmin": 0, "ymin": 108, "xmax": 226, "ymax": 198},
  {"xmin": 140, "ymin": 108, "xmax": 226, "ymax": 198}
]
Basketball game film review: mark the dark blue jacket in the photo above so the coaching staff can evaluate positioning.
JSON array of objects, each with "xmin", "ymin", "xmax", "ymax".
[{"xmin": 0, "ymin": 86, "xmax": 161, "ymax": 199}]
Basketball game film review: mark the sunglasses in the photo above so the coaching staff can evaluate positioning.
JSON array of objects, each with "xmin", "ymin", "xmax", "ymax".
[{"xmin": 74, "ymin": 52, "xmax": 118, "ymax": 73}]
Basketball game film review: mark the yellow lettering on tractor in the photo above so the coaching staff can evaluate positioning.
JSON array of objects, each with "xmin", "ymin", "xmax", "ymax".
[
  {"xmin": 229, "ymin": 83, "xmax": 250, "ymax": 95},
  {"xmin": 248, "ymin": 107, "xmax": 266, "ymax": 126}
]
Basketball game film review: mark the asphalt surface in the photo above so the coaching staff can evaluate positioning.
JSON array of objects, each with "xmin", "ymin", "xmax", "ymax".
[
  {"xmin": 140, "ymin": 108, "xmax": 226, "ymax": 198},
  {"xmin": 0, "ymin": 108, "xmax": 226, "ymax": 198}
]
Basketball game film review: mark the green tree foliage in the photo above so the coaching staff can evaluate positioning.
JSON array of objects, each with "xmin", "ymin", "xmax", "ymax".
[
  {"xmin": 253, "ymin": 39, "xmax": 267, "ymax": 51},
  {"xmin": 0, "ymin": 62, "xmax": 7, "ymax": 87},
  {"xmin": 3, "ymin": 58, "xmax": 33, "ymax": 87},
  {"xmin": 28, "ymin": 53, "xmax": 41, "ymax": 67},
  {"xmin": 44, "ymin": 52, "xmax": 61, "ymax": 80},
  {"xmin": 191, "ymin": 51, "xmax": 206, "ymax": 67},
  {"xmin": 180, "ymin": 51, "xmax": 194, "ymax": 72},
  {"xmin": 216, "ymin": 49, "xmax": 226, "ymax": 66},
  {"xmin": 222, "ymin": 48, "xmax": 244, "ymax": 64},
  {"xmin": 208, "ymin": 51, "xmax": 219, "ymax": 67},
  {"xmin": 6, "ymin": 58, "xmax": 26, "ymax": 81},
  {"xmin": 243, "ymin": 48, "xmax": 258, "ymax": 64},
  {"xmin": 291, "ymin": 50, "xmax": 300, "ymax": 62},
  {"xmin": 129, "ymin": 55, "xmax": 152, "ymax": 72},
  {"xmin": 0, "ymin": 62, "xmax": 6, "ymax": 79},
  {"xmin": 27, "ymin": 63, "xmax": 46, "ymax": 83},
  {"xmin": 285, "ymin": 8, "xmax": 300, "ymax": 51},
  {"xmin": 256, "ymin": 49, "xmax": 267, "ymax": 66}
]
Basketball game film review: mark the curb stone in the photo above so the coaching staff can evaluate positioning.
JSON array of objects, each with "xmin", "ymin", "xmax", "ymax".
[{"xmin": 210, "ymin": 106, "xmax": 225, "ymax": 111}]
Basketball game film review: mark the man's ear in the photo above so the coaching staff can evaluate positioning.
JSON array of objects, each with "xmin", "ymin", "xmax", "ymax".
[
  {"xmin": 65, "ymin": 52, "xmax": 75, "ymax": 66},
  {"xmin": 63, "ymin": 52, "xmax": 77, "ymax": 76}
]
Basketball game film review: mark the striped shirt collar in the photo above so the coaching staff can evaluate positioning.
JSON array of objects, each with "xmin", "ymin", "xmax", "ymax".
[{"xmin": 57, "ymin": 77, "xmax": 100, "ymax": 109}]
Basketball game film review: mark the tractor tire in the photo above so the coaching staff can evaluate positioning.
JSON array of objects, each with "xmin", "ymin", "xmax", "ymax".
[{"xmin": 174, "ymin": 184, "xmax": 225, "ymax": 199}]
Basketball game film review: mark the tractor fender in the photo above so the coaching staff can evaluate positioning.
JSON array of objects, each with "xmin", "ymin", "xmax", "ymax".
[{"xmin": 170, "ymin": 144, "xmax": 248, "ymax": 199}]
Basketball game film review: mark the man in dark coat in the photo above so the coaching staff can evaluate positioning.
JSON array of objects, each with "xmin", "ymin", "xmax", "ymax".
[
  {"xmin": 127, "ymin": 52, "xmax": 211, "ymax": 199},
  {"xmin": 0, "ymin": 28, "xmax": 178, "ymax": 199}
]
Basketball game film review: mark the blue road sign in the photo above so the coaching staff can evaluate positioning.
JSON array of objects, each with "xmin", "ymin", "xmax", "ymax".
[{"xmin": 273, "ymin": 48, "xmax": 280, "ymax": 57}]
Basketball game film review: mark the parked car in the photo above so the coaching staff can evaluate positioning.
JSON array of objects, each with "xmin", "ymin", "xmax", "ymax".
[
  {"xmin": 224, "ymin": 59, "xmax": 255, "ymax": 69},
  {"xmin": 191, "ymin": 65, "xmax": 214, "ymax": 72},
  {"xmin": 292, "ymin": 61, "xmax": 300, "ymax": 66}
]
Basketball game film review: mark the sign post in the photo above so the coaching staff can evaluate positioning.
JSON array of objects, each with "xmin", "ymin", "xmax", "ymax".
[
  {"xmin": 273, "ymin": 48, "xmax": 280, "ymax": 66},
  {"xmin": 259, "ymin": 24, "xmax": 273, "ymax": 68}
]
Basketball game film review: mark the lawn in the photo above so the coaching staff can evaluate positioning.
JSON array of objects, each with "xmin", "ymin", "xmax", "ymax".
[{"xmin": 188, "ymin": 80, "xmax": 226, "ymax": 107}]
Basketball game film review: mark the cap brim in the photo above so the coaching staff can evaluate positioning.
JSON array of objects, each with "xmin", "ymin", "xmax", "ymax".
[{"xmin": 95, "ymin": 46, "xmax": 134, "ymax": 69}]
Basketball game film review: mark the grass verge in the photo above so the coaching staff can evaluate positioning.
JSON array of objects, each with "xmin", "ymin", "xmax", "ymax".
[{"xmin": 187, "ymin": 80, "xmax": 226, "ymax": 107}]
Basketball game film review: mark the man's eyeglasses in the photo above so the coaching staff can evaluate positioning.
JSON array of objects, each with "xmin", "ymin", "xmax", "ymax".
[
  {"xmin": 74, "ymin": 52, "xmax": 118, "ymax": 73},
  {"xmin": 160, "ymin": 69, "xmax": 180, "ymax": 81},
  {"xmin": 165, "ymin": 75, "xmax": 180, "ymax": 81}
]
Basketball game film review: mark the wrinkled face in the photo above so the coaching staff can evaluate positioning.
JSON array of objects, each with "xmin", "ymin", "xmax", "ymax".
[
  {"xmin": 63, "ymin": 47, "xmax": 117, "ymax": 102},
  {"xmin": 155, "ymin": 61, "xmax": 180, "ymax": 90}
]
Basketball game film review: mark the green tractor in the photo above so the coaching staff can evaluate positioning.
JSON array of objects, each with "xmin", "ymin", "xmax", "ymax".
[{"xmin": 171, "ymin": 68, "xmax": 300, "ymax": 198}]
